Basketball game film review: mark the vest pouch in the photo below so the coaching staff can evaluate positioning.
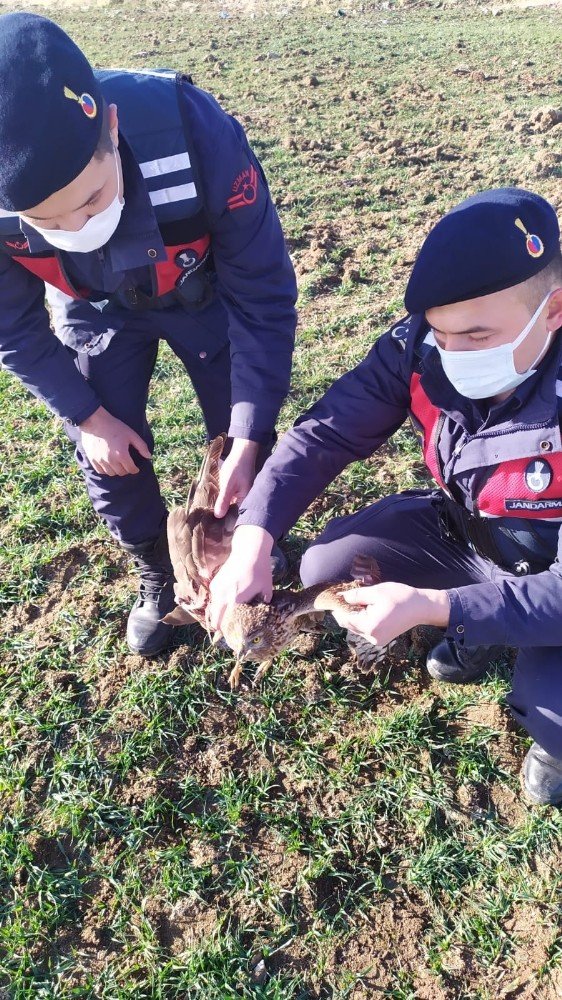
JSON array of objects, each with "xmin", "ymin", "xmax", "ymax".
[
  {"xmin": 175, "ymin": 292, "xmax": 229, "ymax": 365},
  {"xmin": 435, "ymin": 494, "xmax": 555, "ymax": 575},
  {"xmin": 47, "ymin": 286, "xmax": 127, "ymax": 356},
  {"xmin": 175, "ymin": 257, "xmax": 214, "ymax": 312}
]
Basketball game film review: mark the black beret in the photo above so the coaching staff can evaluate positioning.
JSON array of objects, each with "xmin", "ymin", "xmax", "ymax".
[
  {"xmin": 404, "ymin": 187, "xmax": 561, "ymax": 314},
  {"xmin": 0, "ymin": 13, "xmax": 103, "ymax": 212}
]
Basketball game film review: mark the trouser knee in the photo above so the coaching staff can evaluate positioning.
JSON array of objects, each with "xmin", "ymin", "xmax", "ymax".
[
  {"xmin": 300, "ymin": 540, "xmax": 341, "ymax": 588},
  {"xmin": 508, "ymin": 648, "xmax": 562, "ymax": 759}
]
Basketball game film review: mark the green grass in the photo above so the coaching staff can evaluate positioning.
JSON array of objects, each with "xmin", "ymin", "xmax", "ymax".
[{"xmin": 2, "ymin": 0, "xmax": 562, "ymax": 996}]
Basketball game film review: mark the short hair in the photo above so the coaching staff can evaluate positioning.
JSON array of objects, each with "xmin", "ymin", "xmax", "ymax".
[
  {"xmin": 519, "ymin": 251, "xmax": 562, "ymax": 312},
  {"xmin": 93, "ymin": 100, "xmax": 113, "ymax": 160}
]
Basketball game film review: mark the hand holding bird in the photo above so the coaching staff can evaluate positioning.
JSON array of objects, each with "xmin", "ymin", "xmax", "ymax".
[{"xmin": 163, "ymin": 436, "xmax": 382, "ymax": 687}]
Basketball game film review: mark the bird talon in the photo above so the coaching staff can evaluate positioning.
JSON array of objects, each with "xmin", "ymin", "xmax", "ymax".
[
  {"xmin": 228, "ymin": 660, "xmax": 243, "ymax": 689},
  {"xmin": 252, "ymin": 660, "xmax": 272, "ymax": 687}
]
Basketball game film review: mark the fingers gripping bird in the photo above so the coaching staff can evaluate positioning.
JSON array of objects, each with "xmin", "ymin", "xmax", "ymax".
[
  {"xmin": 163, "ymin": 435, "xmax": 380, "ymax": 688},
  {"xmin": 222, "ymin": 553, "xmax": 380, "ymax": 689}
]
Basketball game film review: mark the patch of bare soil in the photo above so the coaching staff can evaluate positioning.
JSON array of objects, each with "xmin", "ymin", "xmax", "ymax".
[
  {"xmin": 266, "ymin": 892, "xmax": 441, "ymax": 995},
  {"xmin": 142, "ymin": 895, "xmax": 220, "ymax": 955},
  {"xmin": 5, "ymin": 542, "xmax": 106, "ymax": 633},
  {"xmin": 448, "ymin": 700, "xmax": 529, "ymax": 825},
  {"xmin": 498, "ymin": 903, "xmax": 561, "ymax": 999},
  {"xmin": 57, "ymin": 862, "xmax": 123, "ymax": 984},
  {"xmin": 441, "ymin": 899, "xmax": 562, "ymax": 1000}
]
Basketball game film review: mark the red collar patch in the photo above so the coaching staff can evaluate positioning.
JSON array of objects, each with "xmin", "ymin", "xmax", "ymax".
[{"xmin": 5, "ymin": 239, "xmax": 29, "ymax": 251}]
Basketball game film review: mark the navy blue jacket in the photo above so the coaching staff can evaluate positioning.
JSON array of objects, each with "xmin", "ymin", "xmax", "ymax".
[
  {"xmin": 0, "ymin": 72, "xmax": 297, "ymax": 444},
  {"xmin": 238, "ymin": 314, "xmax": 562, "ymax": 649}
]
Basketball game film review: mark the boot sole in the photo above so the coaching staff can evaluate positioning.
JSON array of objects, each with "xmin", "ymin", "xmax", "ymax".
[
  {"xmin": 426, "ymin": 660, "xmax": 487, "ymax": 684},
  {"xmin": 521, "ymin": 782, "xmax": 562, "ymax": 806},
  {"xmin": 127, "ymin": 634, "xmax": 174, "ymax": 657}
]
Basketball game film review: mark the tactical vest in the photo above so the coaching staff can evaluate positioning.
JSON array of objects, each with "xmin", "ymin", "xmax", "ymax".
[
  {"xmin": 406, "ymin": 328, "xmax": 562, "ymax": 573},
  {"xmin": 411, "ymin": 370, "xmax": 562, "ymax": 518},
  {"xmin": 0, "ymin": 69, "xmax": 212, "ymax": 311}
]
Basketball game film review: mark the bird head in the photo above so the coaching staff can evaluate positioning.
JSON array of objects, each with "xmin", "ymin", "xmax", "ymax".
[{"xmin": 221, "ymin": 601, "xmax": 278, "ymax": 661}]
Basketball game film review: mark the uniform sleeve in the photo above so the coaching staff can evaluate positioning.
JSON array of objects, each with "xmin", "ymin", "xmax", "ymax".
[
  {"xmin": 0, "ymin": 254, "xmax": 101, "ymax": 424},
  {"xmin": 446, "ymin": 541, "xmax": 562, "ymax": 648},
  {"xmin": 236, "ymin": 318, "xmax": 417, "ymax": 540},
  {"xmin": 188, "ymin": 87, "xmax": 297, "ymax": 444}
]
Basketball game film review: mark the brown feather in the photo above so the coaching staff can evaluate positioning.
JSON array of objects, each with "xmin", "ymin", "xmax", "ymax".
[
  {"xmin": 163, "ymin": 434, "xmax": 240, "ymax": 632},
  {"xmin": 350, "ymin": 553, "xmax": 381, "ymax": 586},
  {"xmin": 165, "ymin": 436, "xmax": 384, "ymax": 688},
  {"xmin": 161, "ymin": 605, "xmax": 198, "ymax": 626},
  {"xmin": 188, "ymin": 433, "xmax": 225, "ymax": 511},
  {"xmin": 167, "ymin": 506, "xmax": 198, "ymax": 600}
]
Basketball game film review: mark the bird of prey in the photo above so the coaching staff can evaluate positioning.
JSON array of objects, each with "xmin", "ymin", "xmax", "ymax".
[{"xmin": 163, "ymin": 435, "xmax": 380, "ymax": 687}]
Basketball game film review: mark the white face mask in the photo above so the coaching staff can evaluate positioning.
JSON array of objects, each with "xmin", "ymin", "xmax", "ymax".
[
  {"xmin": 433, "ymin": 292, "xmax": 553, "ymax": 400},
  {"xmin": 26, "ymin": 148, "xmax": 124, "ymax": 253}
]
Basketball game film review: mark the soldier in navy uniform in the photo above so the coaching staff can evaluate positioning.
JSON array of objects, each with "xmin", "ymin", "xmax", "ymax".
[
  {"xmin": 210, "ymin": 189, "xmax": 562, "ymax": 805},
  {"xmin": 0, "ymin": 14, "xmax": 297, "ymax": 655}
]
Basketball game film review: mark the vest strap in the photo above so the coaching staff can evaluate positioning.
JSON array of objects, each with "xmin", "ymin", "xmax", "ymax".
[{"xmin": 434, "ymin": 493, "xmax": 551, "ymax": 575}]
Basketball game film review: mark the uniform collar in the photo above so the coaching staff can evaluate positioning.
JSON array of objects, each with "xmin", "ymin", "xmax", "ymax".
[{"xmin": 19, "ymin": 133, "xmax": 166, "ymax": 270}]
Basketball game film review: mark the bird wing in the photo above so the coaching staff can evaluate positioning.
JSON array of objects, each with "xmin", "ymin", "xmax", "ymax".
[
  {"xmin": 189, "ymin": 504, "xmax": 238, "ymax": 584},
  {"xmin": 189, "ymin": 432, "xmax": 225, "ymax": 511},
  {"xmin": 309, "ymin": 580, "xmax": 359, "ymax": 613},
  {"xmin": 161, "ymin": 604, "xmax": 199, "ymax": 626},
  {"xmin": 167, "ymin": 506, "xmax": 199, "ymax": 602},
  {"xmin": 166, "ymin": 435, "xmax": 239, "ymax": 620}
]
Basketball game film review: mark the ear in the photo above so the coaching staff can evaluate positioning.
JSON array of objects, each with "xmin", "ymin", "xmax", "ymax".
[
  {"xmin": 546, "ymin": 287, "xmax": 562, "ymax": 334},
  {"xmin": 108, "ymin": 103, "xmax": 119, "ymax": 146}
]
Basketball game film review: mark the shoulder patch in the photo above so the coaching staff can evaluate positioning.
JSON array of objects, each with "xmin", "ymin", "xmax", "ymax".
[
  {"xmin": 389, "ymin": 315, "xmax": 414, "ymax": 351},
  {"xmin": 227, "ymin": 164, "xmax": 259, "ymax": 211}
]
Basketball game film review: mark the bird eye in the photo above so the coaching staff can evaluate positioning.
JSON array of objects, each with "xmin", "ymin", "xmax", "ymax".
[{"xmin": 251, "ymin": 636, "xmax": 261, "ymax": 645}]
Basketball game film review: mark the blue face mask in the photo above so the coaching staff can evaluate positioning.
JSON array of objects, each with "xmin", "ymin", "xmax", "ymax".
[{"xmin": 433, "ymin": 292, "xmax": 553, "ymax": 399}]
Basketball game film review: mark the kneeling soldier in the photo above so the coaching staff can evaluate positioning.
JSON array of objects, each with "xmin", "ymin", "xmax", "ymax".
[{"xmin": 210, "ymin": 188, "xmax": 562, "ymax": 806}]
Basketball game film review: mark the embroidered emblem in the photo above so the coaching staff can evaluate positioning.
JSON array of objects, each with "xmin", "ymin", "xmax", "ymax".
[
  {"xmin": 5, "ymin": 239, "xmax": 29, "ymax": 251},
  {"xmin": 524, "ymin": 459, "xmax": 552, "ymax": 493},
  {"xmin": 227, "ymin": 165, "xmax": 258, "ymax": 211},
  {"xmin": 175, "ymin": 249, "xmax": 198, "ymax": 269},
  {"xmin": 391, "ymin": 318, "xmax": 412, "ymax": 350},
  {"xmin": 63, "ymin": 86, "xmax": 97, "ymax": 119},
  {"xmin": 514, "ymin": 217, "xmax": 544, "ymax": 259}
]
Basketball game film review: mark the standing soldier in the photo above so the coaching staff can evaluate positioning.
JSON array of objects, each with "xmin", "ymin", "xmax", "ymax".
[{"xmin": 0, "ymin": 13, "xmax": 297, "ymax": 656}]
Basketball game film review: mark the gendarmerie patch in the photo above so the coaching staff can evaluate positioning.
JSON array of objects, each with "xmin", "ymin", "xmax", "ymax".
[
  {"xmin": 505, "ymin": 499, "xmax": 562, "ymax": 512},
  {"xmin": 524, "ymin": 459, "xmax": 552, "ymax": 493}
]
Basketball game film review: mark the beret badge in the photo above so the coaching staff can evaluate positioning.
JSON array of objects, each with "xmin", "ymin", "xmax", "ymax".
[
  {"xmin": 63, "ymin": 85, "xmax": 97, "ymax": 119},
  {"xmin": 515, "ymin": 216, "xmax": 544, "ymax": 259}
]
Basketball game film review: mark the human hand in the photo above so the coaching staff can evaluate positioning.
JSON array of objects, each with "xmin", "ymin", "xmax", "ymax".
[
  {"xmin": 332, "ymin": 582, "xmax": 450, "ymax": 647},
  {"xmin": 79, "ymin": 405, "xmax": 151, "ymax": 476},
  {"xmin": 209, "ymin": 524, "xmax": 274, "ymax": 631},
  {"xmin": 214, "ymin": 438, "xmax": 260, "ymax": 518}
]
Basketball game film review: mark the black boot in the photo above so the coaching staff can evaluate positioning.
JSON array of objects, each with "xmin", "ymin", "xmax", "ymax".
[
  {"xmin": 523, "ymin": 743, "xmax": 562, "ymax": 805},
  {"xmin": 346, "ymin": 630, "xmax": 403, "ymax": 669},
  {"xmin": 123, "ymin": 530, "xmax": 177, "ymax": 656},
  {"xmin": 426, "ymin": 638, "xmax": 504, "ymax": 684}
]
